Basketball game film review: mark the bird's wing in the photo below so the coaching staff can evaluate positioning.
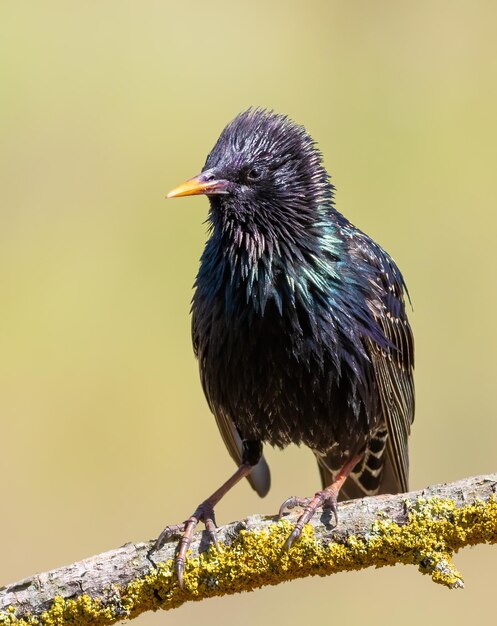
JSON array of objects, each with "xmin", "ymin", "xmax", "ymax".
[
  {"xmin": 354, "ymin": 232, "xmax": 415, "ymax": 493},
  {"xmin": 192, "ymin": 314, "xmax": 271, "ymax": 498},
  {"xmin": 317, "ymin": 221, "xmax": 414, "ymax": 496}
]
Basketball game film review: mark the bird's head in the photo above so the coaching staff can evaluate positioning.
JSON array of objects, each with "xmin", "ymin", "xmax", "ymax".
[{"xmin": 167, "ymin": 109, "xmax": 333, "ymax": 234}]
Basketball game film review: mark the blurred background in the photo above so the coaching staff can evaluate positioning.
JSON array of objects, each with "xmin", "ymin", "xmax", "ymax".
[{"xmin": 1, "ymin": 0, "xmax": 496, "ymax": 623}]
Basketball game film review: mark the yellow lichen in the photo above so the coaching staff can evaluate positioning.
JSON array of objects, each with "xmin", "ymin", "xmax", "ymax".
[{"xmin": 1, "ymin": 496, "xmax": 496, "ymax": 626}]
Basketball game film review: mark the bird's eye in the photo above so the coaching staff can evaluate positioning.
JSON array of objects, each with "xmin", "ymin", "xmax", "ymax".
[{"xmin": 246, "ymin": 167, "xmax": 262, "ymax": 181}]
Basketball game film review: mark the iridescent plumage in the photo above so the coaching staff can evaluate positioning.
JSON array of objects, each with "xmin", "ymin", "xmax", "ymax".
[
  {"xmin": 192, "ymin": 109, "xmax": 414, "ymax": 497},
  {"xmin": 158, "ymin": 109, "xmax": 415, "ymax": 585}
]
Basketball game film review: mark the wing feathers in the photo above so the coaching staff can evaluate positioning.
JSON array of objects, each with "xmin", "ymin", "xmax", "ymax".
[{"xmin": 363, "ymin": 238, "xmax": 415, "ymax": 494}]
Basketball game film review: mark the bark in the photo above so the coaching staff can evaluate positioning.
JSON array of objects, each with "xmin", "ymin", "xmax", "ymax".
[{"xmin": 1, "ymin": 474, "xmax": 496, "ymax": 625}]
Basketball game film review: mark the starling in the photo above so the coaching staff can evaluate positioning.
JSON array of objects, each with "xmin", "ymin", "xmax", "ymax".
[{"xmin": 158, "ymin": 109, "xmax": 414, "ymax": 587}]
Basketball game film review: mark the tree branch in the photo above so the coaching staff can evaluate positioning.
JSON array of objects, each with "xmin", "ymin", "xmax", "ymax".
[{"xmin": 1, "ymin": 474, "xmax": 497, "ymax": 625}]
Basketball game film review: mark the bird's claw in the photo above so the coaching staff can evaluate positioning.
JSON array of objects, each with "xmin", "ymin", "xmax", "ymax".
[
  {"xmin": 278, "ymin": 496, "xmax": 311, "ymax": 518},
  {"xmin": 279, "ymin": 488, "xmax": 339, "ymax": 551},
  {"xmin": 154, "ymin": 502, "xmax": 219, "ymax": 589},
  {"xmin": 155, "ymin": 522, "xmax": 187, "ymax": 546}
]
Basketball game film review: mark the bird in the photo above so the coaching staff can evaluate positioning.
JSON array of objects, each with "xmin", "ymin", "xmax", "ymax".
[{"xmin": 157, "ymin": 108, "xmax": 414, "ymax": 587}]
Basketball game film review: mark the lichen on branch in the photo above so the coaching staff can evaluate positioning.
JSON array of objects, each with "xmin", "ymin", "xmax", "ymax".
[{"xmin": 1, "ymin": 474, "xmax": 496, "ymax": 626}]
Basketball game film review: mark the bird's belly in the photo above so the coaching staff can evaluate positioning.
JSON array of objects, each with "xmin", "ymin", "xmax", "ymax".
[
  {"xmin": 225, "ymin": 364, "xmax": 372, "ymax": 453},
  {"xmin": 199, "ymin": 312, "xmax": 378, "ymax": 454}
]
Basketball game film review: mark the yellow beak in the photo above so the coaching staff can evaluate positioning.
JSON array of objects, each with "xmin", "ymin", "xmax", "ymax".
[{"xmin": 166, "ymin": 173, "xmax": 229, "ymax": 198}]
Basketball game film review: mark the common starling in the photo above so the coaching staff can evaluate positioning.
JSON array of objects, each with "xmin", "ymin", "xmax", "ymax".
[{"xmin": 158, "ymin": 109, "xmax": 414, "ymax": 587}]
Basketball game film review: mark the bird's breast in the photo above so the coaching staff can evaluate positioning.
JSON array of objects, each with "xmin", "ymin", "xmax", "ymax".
[{"xmin": 192, "ymin": 280, "xmax": 379, "ymax": 453}]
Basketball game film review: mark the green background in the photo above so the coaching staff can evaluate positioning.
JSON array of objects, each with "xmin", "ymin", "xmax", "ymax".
[{"xmin": 1, "ymin": 1, "xmax": 496, "ymax": 624}]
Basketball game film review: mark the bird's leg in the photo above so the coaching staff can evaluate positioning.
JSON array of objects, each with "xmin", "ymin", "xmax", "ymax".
[
  {"xmin": 154, "ymin": 441, "xmax": 262, "ymax": 588},
  {"xmin": 279, "ymin": 453, "xmax": 363, "ymax": 550},
  {"xmin": 154, "ymin": 462, "xmax": 252, "ymax": 587}
]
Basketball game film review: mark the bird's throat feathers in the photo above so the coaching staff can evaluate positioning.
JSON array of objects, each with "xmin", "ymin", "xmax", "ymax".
[{"xmin": 197, "ymin": 204, "xmax": 345, "ymax": 319}]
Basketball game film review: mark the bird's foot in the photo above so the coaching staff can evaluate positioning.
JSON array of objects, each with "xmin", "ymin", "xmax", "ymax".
[
  {"xmin": 154, "ymin": 501, "xmax": 219, "ymax": 589},
  {"xmin": 278, "ymin": 486, "xmax": 339, "ymax": 551},
  {"xmin": 153, "ymin": 463, "xmax": 254, "ymax": 588}
]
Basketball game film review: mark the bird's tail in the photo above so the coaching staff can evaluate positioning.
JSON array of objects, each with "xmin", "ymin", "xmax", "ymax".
[{"xmin": 315, "ymin": 430, "xmax": 407, "ymax": 501}]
